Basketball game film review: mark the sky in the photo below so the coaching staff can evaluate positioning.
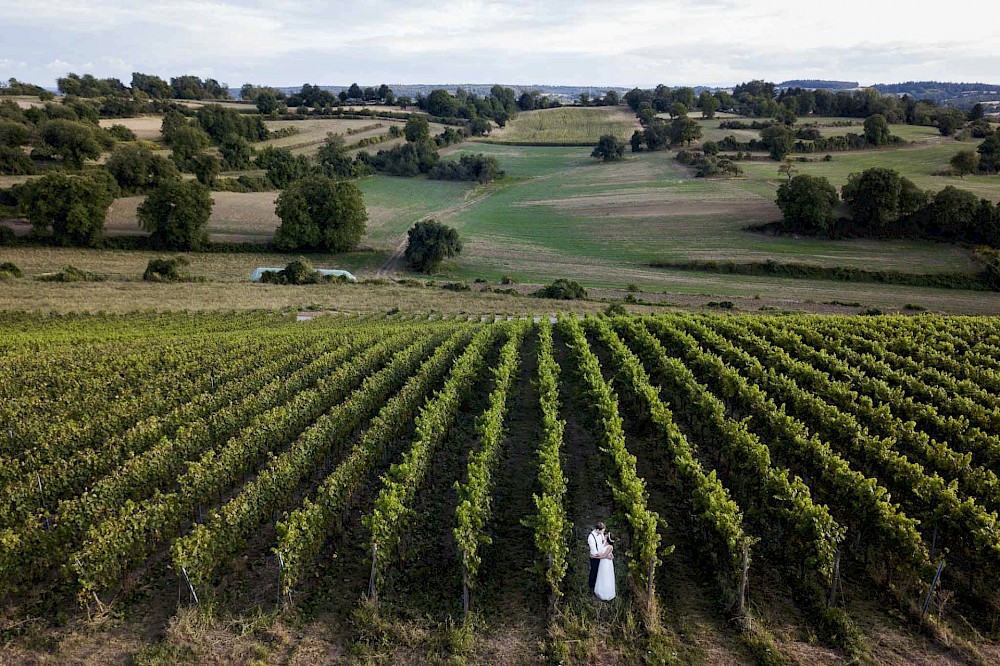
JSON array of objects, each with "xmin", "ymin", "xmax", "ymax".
[{"xmin": 1, "ymin": 0, "xmax": 998, "ymax": 89}]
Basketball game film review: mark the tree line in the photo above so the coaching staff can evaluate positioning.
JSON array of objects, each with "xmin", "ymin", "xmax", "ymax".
[{"xmin": 773, "ymin": 167, "xmax": 1000, "ymax": 247}]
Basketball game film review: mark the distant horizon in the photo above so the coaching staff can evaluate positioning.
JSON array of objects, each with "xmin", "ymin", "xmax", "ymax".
[{"xmin": 20, "ymin": 78, "xmax": 1000, "ymax": 96}]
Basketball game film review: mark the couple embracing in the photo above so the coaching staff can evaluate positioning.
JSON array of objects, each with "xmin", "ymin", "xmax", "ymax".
[{"xmin": 588, "ymin": 522, "xmax": 616, "ymax": 601}]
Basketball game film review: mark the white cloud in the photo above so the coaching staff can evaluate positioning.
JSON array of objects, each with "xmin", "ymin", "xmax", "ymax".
[{"xmin": 0, "ymin": 0, "xmax": 996, "ymax": 86}]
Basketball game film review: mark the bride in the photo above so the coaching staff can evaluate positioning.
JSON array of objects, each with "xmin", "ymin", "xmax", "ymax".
[{"xmin": 595, "ymin": 529, "xmax": 616, "ymax": 601}]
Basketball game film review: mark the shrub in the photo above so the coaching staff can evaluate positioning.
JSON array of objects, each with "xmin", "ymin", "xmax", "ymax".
[
  {"xmin": 143, "ymin": 256, "xmax": 192, "ymax": 282},
  {"xmin": 533, "ymin": 279, "xmax": 587, "ymax": 300},
  {"xmin": 258, "ymin": 259, "xmax": 346, "ymax": 285},
  {"xmin": 440, "ymin": 281, "xmax": 470, "ymax": 291},
  {"xmin": 105, "ymin": 124, "xmax": 137, "ymax": 141},
  {"xmin": 427, "ymin": 154, "xmax": 503, "ymax": 183},
  {"xmin": 0, "ymin": 226, "xmax": 17, "ymax": 246},
  {"xmin": 0, "ymin": 261, "xmax": 22, "ymax": 279},
  {"xmin": 36, "ymin": 265, "xmax": 102, "ymax": 282}
]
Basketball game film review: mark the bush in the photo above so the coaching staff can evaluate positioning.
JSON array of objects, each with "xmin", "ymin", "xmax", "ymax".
[
  {"xmin": 427, "ymin": 154, "xmax": 504, "ymax": 183},
  {"xmin": 533, "ymin": 278, "xmax": 587, "ymax": 300},
  {"xmin": 0, "ymin": 261, "xmax": 22, "ymax": 279},
  {"xmin": 0, "ymin": 226, "xmax": 17, "ymax": 246},
  {"xmin": 36, "ymin": 265, "xmax": 102, "ymax": 282},
  {"xmin": 675, "ymin": 150, "xmax": 743, "ymax": 178},
  {"xmin": 105, "ymin": 124, "xmax": 137, "ymax": 141},
  {"xmin": 143, "ymin": 256, "xmax": 193, "ymax": 282},
  {"xmin": 258, "ymin": 259, "xmax": 347, "ymax": 285},
  {"xmin": 440, "ymin": 281, "xmax": 470, "ymax": 291},
  {"xmin": 363, "ymin": 140, "xmax": 439, "ymax": 176}
]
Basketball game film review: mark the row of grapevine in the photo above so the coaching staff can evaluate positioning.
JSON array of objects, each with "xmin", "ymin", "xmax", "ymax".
[
  {"xmin": 71, "ymin": 328, "xmax": 423, "ymax": 599},
  {"xmin": 780, "ymin": 322, "xmax": 1000, "ymax": 472},
  {"xmin": 679, "ymin": 317, "xmax": 1000, "ymax": 572},
  {"xmin": 725, "ymin": 319, "xmax": 1000, "ymax": 515},
  {"xmin": 275, "ymin": 327, "xmax": 478, "ymax": 596},
  {"xmin": 0, "ymin": 332, "xmax": 267, "ymax": 467},
  {"xmin": 584, "ymin": 317, "xmax": 750, "ymax": 604},
  {"xmin": 172, "ymin": 328, "xmax": 457, "ymax": 591},
  {"xmin": 365, "ymin": 324, "xmax": 502, "ymax": 595},
  {"xmin": 525, "ymin": 321, "xmax": 572, "ymax": 607},
  {"xmin": 805, "ymin": 323, "xmax": 1000, "ymax": 433},
  {"xmin": 0, "ymin": 332, "xmax": 327, "ymax": 526},
  {"xmin": 454, "ymin": 321, "xmax": 529, "ymax": 614},
  {"xmin": 644, "ymin": 317, "xmax": 935, "ymax": 583},
  {"xmin": 818, "ymin": 315, "xmax": 1000, "ymax": 387},
  {"xmin": 609, "ymin": 317, "xmax": 843, "ymax": 595},
  {"xmin": 556, "ymin": 316, "xmax": 664, "ymax": 597},
  {"xmin": 0, "ymin": 331, "xmax": 368, "ymax": 584}
]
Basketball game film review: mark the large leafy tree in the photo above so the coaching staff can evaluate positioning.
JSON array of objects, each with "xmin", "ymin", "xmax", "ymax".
[
  {"xmin": 274, "ymin": 175, "xmax": 367, "ymax": 251},
  {"xmin": 841, "ymin": 167, "xmax": 926, "ymax": 233},
  {"xmin": 591, "ymin": 134, "xmax": 626, "ymax": 162},
  {"xmin": 916, "ymin": 185, "xmax": 980, "ymax": 240},
  {"xmin": 138, "ymin": 180, "xmax": 214, "ymax": 250},
  {"xmin": 256, "ymin": 145, "xmax": 312, "ymax": 188},
  {"xmin": 760, "ymin": 125, "xmax": 795, "ymax": 161},
  {"xmin": 164, "ymin": 124, "xmax": 211, "ymax": 168},
  {"xmin": 316, "ymin": 134, "xmax": 354, "ymax": 178},
  {"xmin": 219, "ymin": 134, "xmax": 253, "ymax": 170},
  {"xmin": 404, "ymin": 219, "xmax": 462, "ymax": 273},
  {"xmin": 950, "ymin": 150, "xmax": 979, "ymax": 177},
  {"xmin": 106, "ymin": 143, "xmax": 180, "ymax": 193},
  {"xmin": 404, "ymin": 116, "xmax": 430, "ymax": 143},
  {"xmin": 20, "ymin": 173, "xmax": 114, "ymax": 246},
  {"xmin": 775, "ymin": 174, "xmax": 839, "ymax": 235},
  {"xmin": 978, "ymin": 134, "xmax": 1000, "ymax": 174},
  {"xmin": 39, "ymin": 119, "xmax": 104, "ymax": 168},
  {"xmin": 255, "ymin": 90, "xmax": 281, "ymax": 115},
  {"xmin": 863, "ymin": 114, "xmax": 890, "ymax": 146},
  {"xmin": 668, "ymin": 116, "xmax": 702, "ymax": 146},
  {"xmin": 698, "ymin": 92, "xmax": 720, "ymax": 119}
]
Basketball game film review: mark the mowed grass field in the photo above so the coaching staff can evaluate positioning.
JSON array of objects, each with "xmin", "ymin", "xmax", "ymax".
[
  {"xmin": 477, "ymin": 106, "xmax": 639, "ymax": 144},
  {"xmin": 98, "ymin": 116, "xmax": 165, "ymax": 141}
]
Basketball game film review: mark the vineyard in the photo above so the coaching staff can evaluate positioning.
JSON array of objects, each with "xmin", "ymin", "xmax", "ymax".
[{"xmin": 3, "ymin": 310, "xmax": 1000, "ymax": 665}]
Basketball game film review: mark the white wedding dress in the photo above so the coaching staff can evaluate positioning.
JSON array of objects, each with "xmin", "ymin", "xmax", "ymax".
[{"xmin": 594, "ymin": 548, "xmax": 616, "ymax": 601}]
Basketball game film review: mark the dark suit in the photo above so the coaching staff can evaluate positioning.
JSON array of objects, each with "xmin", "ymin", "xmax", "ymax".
[{"xmin": 588, "ymin": 532, "xmax": 601, "ymax": 590}]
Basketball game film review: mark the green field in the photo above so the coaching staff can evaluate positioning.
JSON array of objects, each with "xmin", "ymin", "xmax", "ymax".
[
  {"xmin": 440, "ymin": 144, "xmax": 985, "ymax": 276},
  {"xmin": 5, "ymin": 108, "xmax": 1000, "ymax": 315},
  {"xmin": 477, "ymin": 106, "xmax": 638, "ymax": 145}
]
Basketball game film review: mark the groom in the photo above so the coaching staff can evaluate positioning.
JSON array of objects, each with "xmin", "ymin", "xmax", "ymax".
[{"xmin": 588, "ymin": 522, "xmax": 606, "ymax": 592}]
